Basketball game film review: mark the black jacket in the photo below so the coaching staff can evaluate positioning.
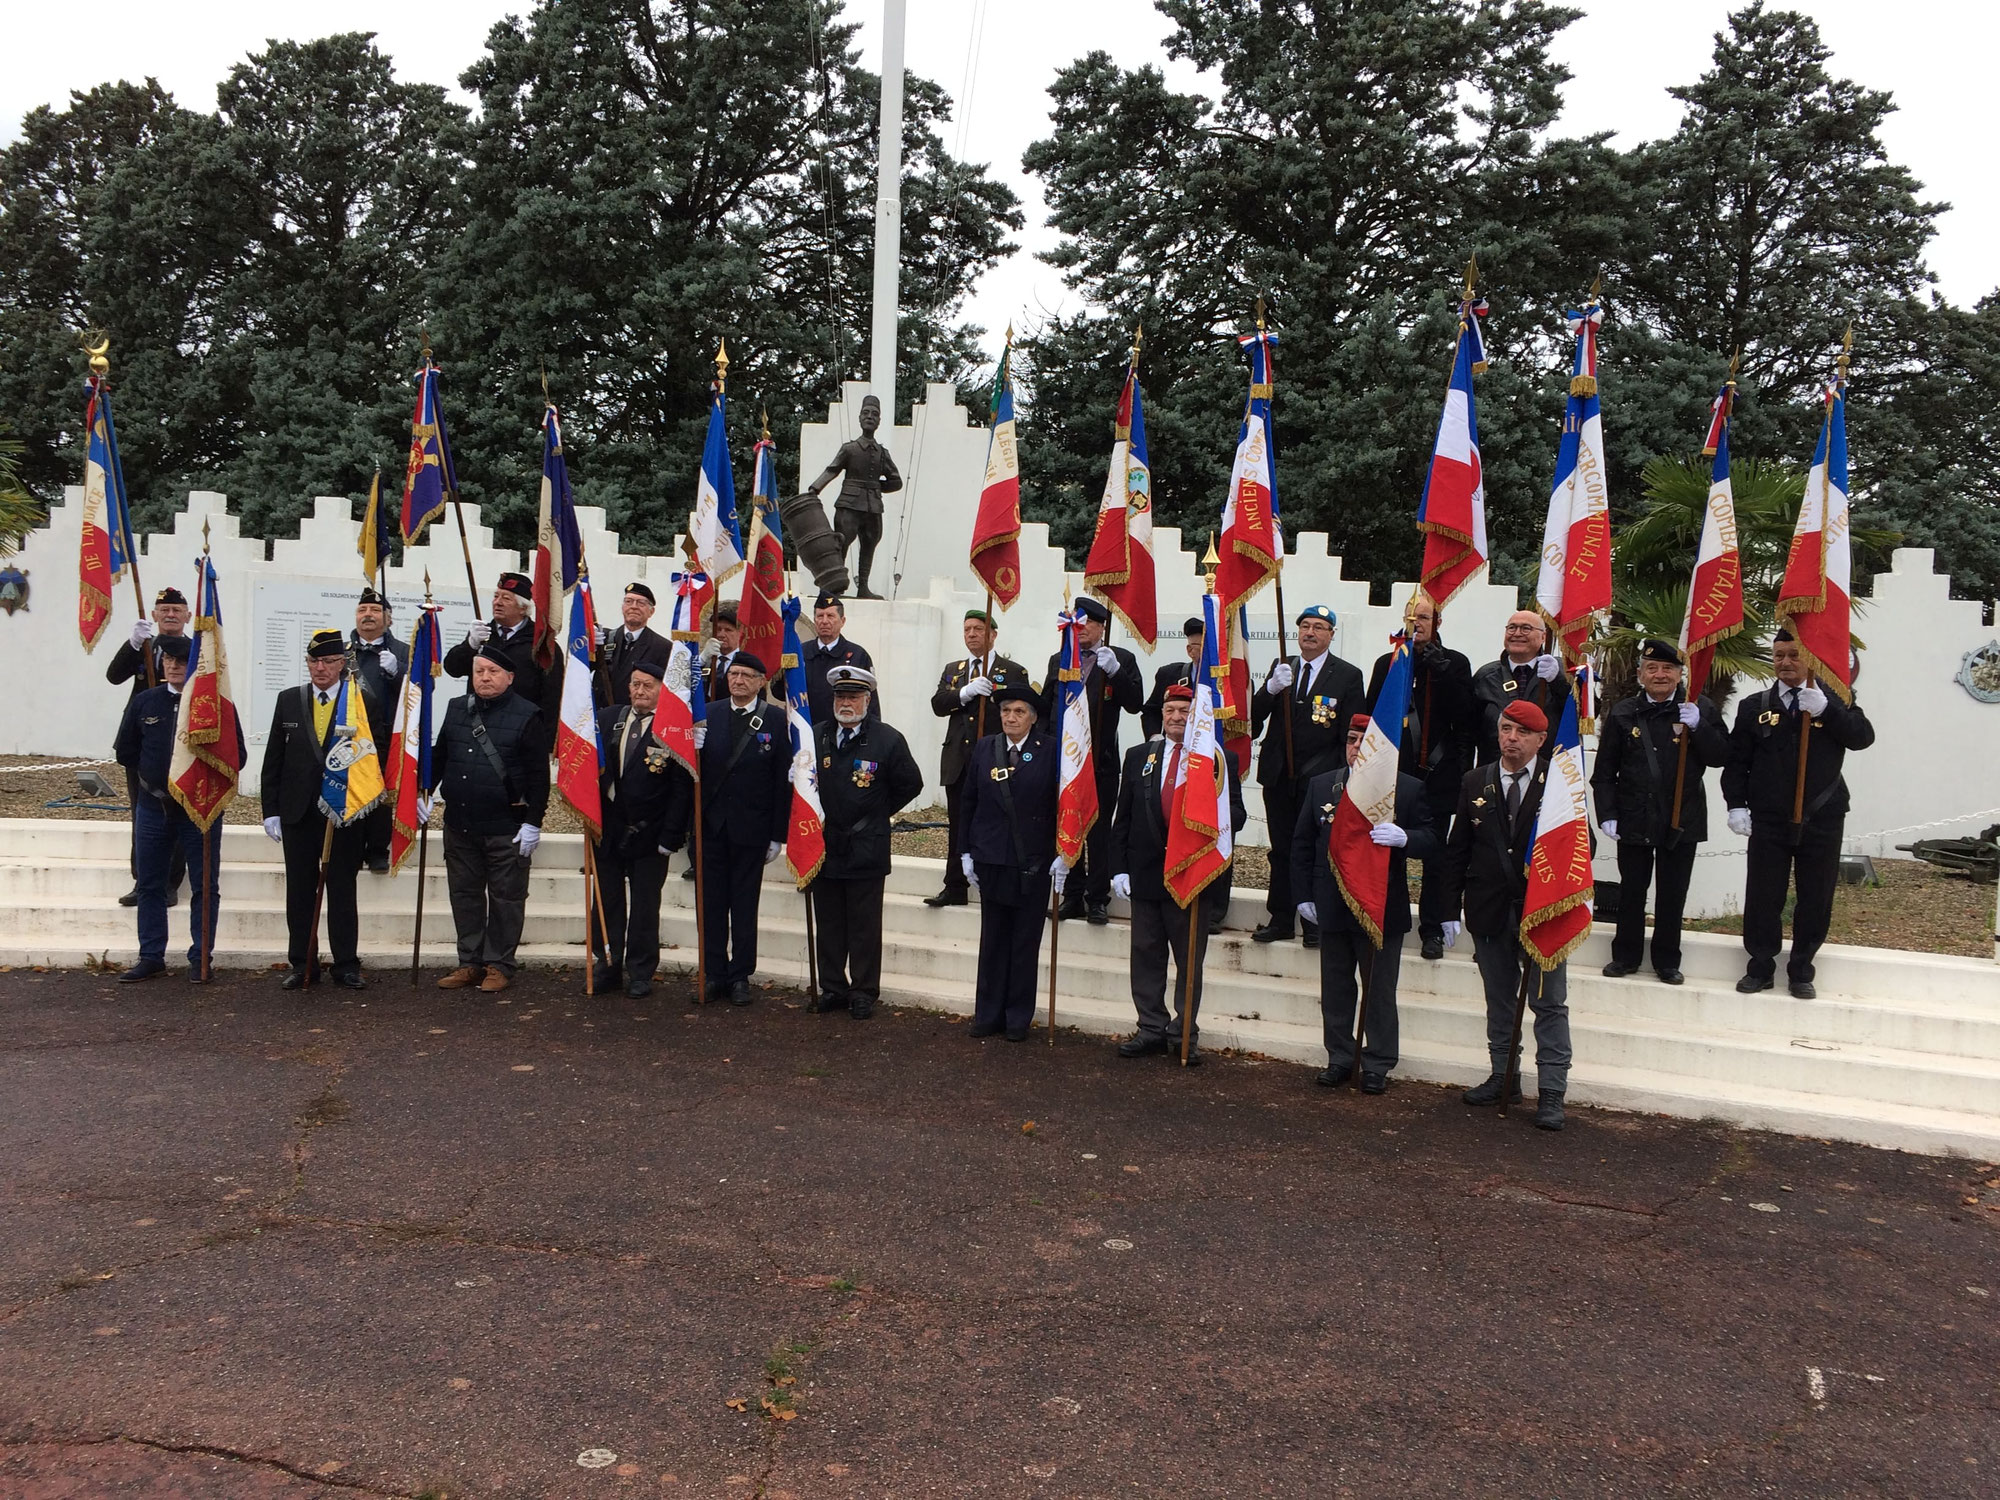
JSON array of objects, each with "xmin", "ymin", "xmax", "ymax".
[
  {"xmin": 346, "ymin": 631, "xmax": 408, "ymax": 756},
  {"xmin": 1435, "ymin": 760, "xmax": 1551, "ymax": 938},
  {"xmin": 1721, "ymin": 683, "xmax": 1875, "ymax": 825},
  {"xmin": 1107, "ymin": 737, "xmax": 1248, "ymax": 903},
  {"xmin": 1038, "ymin": 643, "xmax": 1144, "ymax": 778},
  {"xmin": 961, "ymin": 728, "xmax": 1059, "ymax": 874},
  {"xmin": 930, "ymin": 653, "xmax": 1032, "ymax": 786},
  {"xmin": 430, "ymin": 690, "xmax": 551, "ymax": 836},
  {"xmin": 811, "ymin": 716, "xmax": 924, "ymax": 881},
  {"xmin": 1365, "ymin": 640, "xmax": 1476, "ymax": 797},
  {"xmin": 1140, "ymin": 659, "xmax": 1199, "ymax": 739},
  {"xmin": 1250, "ymin": 652, "xmax": 1365, "ymax": 789},
  {"xmin": 699, "ymin": 698, "xmax": 791, "ymax": 848},
  {"xmin": 1591, "ymin": 691, "xmax": 1729, "ymax": 846},
  {"xmin": 598, "ymin": 626, "xmax": 675, "ymax": 708},
  {"xmin": 260, "ymin": 684, "xmax": 358, "ymax": 825},
  {"xmin": 800, "ymin": 635, "xmax": 873, "ymax": 725},
  {"xmin": 1289, "ymin": 767, "xmax": 1439, "ymax": 939},
  {"xmin": 596, "ymin": 704, "xmax": 693, "ymax": 861},
  {"xmin": 106, "ymin": 634, "xmax": 188, "ymax": 701},
  {"xmin": 1471, "ymin": 655, "xmax": 1573, "ymax": 766},
  {"xmin": 443, "ymin": 619, "xmax": 561, "ymax": 722}
]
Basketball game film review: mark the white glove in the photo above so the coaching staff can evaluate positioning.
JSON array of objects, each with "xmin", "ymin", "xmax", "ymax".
[
  {"xmin": 1798, "ymin": 684, "xmax": 1828, "ymax": 716},
  {"xmin": 417, "ymin": 794, "xmax": 434, "ymax": 827},
  {"xmin": 1369, "ymin": 821, "xmax": 1407, "ymax": 848},
  {"xmin": 467, "ymin": 621, "xmax": 492, "ymax": 648},
  {"xmin": 1441, "ymin": 920, "xmax": 1462, "ymax": 949},
  {"xmin": 1728, "ymin": 807, "xmax": 1752, "ymax": 837},
  {"xmin": 129, "ymin": 619, "xmax": 156, "ymax": 649},
  {"xmin": 959, "ymin": 677, "xmax": 993, "ymax": 703},
  {"xmin": 1110, "ymin": 873, "xmax": 1131, "ymax": 901},
  {"xmin": 1297, "ymin": 901, "xmax": 1318, "ymax": 927},
  {"xmin": 263, "ymin": 816, "xmax": 282, "ymax": 843},
  {"xmin": 377, "ymin": 648, "xmax": 398, "ymax": 674},
  {"xmin": 1265, "ymin": 660, "xmax": 1294, "ymax": 693},
  {"xmin": 691, "ymin": 724, "xmax": 707, "ymax": 750},
  {"xmin": 514, "ymin": 823, "xmax": 540, "ymax": 857},
  {"xmin": 961, "ymin": 853, "xmax": 978, "ymax": 889},
  {"xmin": 1600, "ymin": 819, "xmax": 1618, "ymax": 841},
  {"xmin": 1532, "ymin": 653, "xmax": 1560, "ymax": 682},
  {"xmin": 1092, "ymin": 644, "xmax": 1116, "ymax": 672},
  {"xmin": 1050, "ymin": 856, "xmax": 1070, "ymax": 895},
  {"xmin": 699, "ymin": 637, "xmax": 722, "ymax": 664},
  {"xmin": 1677, "ymin": 702, "xmax": 1700, "ymax": 729},
  {"xmin": 765, "ymin": 842, "xmax": 782, "ymax": 864},
  {"xmin": 596, "ymin": 625, "xmax": 613, "ymax": 647}
]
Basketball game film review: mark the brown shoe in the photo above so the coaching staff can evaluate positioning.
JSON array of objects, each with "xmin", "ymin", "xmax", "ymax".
[
  {"xmin": 436, "ymin": 965, "xmax": 484, "ymax": 990},
  {"xmin": 478, "ymin": 969, "xmax": 511, "ymax": 993}
]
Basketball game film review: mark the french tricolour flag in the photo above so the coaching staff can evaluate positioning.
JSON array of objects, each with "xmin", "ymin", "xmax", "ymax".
[
  {"xmin": 1519, "ymin": 694, "xmax": 1594, "ymax": 970},
  {"xmin": 1327, "ymin": 634, "xmax": 1414, "ymax": 947},
  {"xmin": 779, "ymin": 597, "xmax": 826, "ymax": 889},
  {"xmin": 553, "ymin": 576, "xmax": 605, "ymax": 839},
  {"xmin": 385, "ymin": 604, "xmax": 443, "ymax": 873},
  {"xmin": 687, "ymin": 386, "xmax": 744, "ymax": 613},
  {"xmin": 1776, "ymin": 360, "xmax": 1854, "ymax": 702},
  {"xmin": 1054, "ymin": 609, "xmax": 1098, "ymax": 865},
  {"xmin": 1082, "ymin": 365, "xmax": 1156, "ymax": 647},
  {"xmin": 652, "ymin": 573, "xmax": 709, "ymax": 775},
  {"xmin": 1533, "ymin": 304, "xmax": 1611, "ymax": 661},
  {"xmin": 1678, "ymin": 379, "xmax": 1744, "ymax": 699},
  {"xmin": 1164, "ymin": 592, "xmax": 1233, "ymax": 907},
  {"xmin": 1416, "ymin": 296, "xmax": 1490, "ymax": 610},
  {"xmin": 1216, "ymin": 329, "xmax": 1281, "ymax": 618}
]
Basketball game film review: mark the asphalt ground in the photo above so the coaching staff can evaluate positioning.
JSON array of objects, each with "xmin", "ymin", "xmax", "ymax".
[{"xmin": 2, "ymin": 966, "xmax": 1996, "ymax": 1499}]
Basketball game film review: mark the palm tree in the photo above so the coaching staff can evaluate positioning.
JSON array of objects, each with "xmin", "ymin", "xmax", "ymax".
[{"xmin": 0, "ymin": 430, "xmax": 43, "ymax": 558}]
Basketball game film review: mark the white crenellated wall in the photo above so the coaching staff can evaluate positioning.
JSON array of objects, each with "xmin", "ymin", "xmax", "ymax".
[{"xmin": 5, "ymin": 384, "xmax": 1997, "ymax": 920}]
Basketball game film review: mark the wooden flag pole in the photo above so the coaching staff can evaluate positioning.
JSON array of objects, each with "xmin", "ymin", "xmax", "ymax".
[
  {"xmin": 1499, "ymin": 954, "xmax": 1541, "ymax": 1119},
  {"xmin": 1046, "ymin": 881, "xmax": 1061, "ymax": 1046},
  {"xmin": 1252, "ymin": 300, "xmax": 1296, "ymax": 781},
  {"xmin": 419, "ymin": 335, "xmax": 481, "ymax": 610},
  {"xmin": 87, "ymin": 337, "xmax": 157, "ymax": 687},
  {"xmin": 1179, "ymin": 900, "xmax": 1200, "ymax": 1066},
  {"xmin": 409, "ymin": 825, "xmax": 429, "ymax": 986},
  {"xmin": 305, "ymin": 818, "xmax": 335, "ymax": 989}
]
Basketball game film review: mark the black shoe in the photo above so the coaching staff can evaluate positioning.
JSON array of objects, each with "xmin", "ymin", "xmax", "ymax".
[
  {"xmin": 1601, "ymin": 962, "xmax": 1635, "ymax": 978},
  {"xmin": 625, "ymin": 978, "xmax": 652, "ymax": 999},
  {"xmin": 333, "ymin": 970, "xmax": 366, "ymax": 991},
  {"xmin": 1316, "ymin": 1065, "xmax": 1351, "ymax": 1089},
  {"xmin": 925, "ymin": 888, "xmax": 968, "ymax": 908},
  {"xmin": 806, "ymin": 992, "xmax": 845, "ymax": 1014},
  {"xmin": 118, "ymin": 886, "xmax": 140, "ymax": 908},
  {"xmin": 1118, "ymin": 1033, "xmax": 1170, "ymax": 1058},
  {"xmin": 1462, "ymin": 1072, "xmax": 1523, "ymax": 1107},
  {"xmin": 701, "ymin": 980, "xmax": 726, "ymax": 1003},
  {"xmin": 849, "ymin": 998, "xmax": 874, "ymax": 1021},
  {"xmin": 117, "ymin": 959, "xmax": 165, "ymax": 984},
  {"xmin": 1789, "ymin": 980, "xmax": 1817, "ymax": 1000},
  {"xmin": 1252, "ymin": 923, "xmax": 1293, "ymax": 944},
  {"xmin": 591, "ymin": 964, "xmax": 623, "ymax": 992},
  {"xmin": 728, "ymin": 980, "xmax": 752, "ymax": 1006},
  {"xmin": 1179, "ymin": 1048, "xmax": 1203, "ymax": 1068},
  {"xmin": 1535, "ymin": 1090, "xmax": 1567, "ymax": 1131},
  {"xmin": 165, "ymin": 887, "xmax": 181, "ymax": 907},
  {"xmin": 1656, "ymin": 968, "xmax": 1684, "ymax": 986},
  {"xmin": 681, "ymin": 865, "xmax": 696, "ymax": 882},
  {"xmin": 1206, "ymin": 917, "xmax": 1223, "ymax": 937},
  {"xmin": 967, "ymin": 1020, "xmax": 1001, "ymax": 1039},
  {"xmin": 1086, "ymin": 902, "xmax": 1110, "ymax": 926},
  {"xmin": 1301, "ymin": 920, "xmax": 1319, "ymax": 950},
  {"xmin": 280, "ymin": 966, "xmax": 309, "ymax": 991},
  {"xmin": 1420, "ymin": 936, "xmax": 1444, "ymax": 961},
  {"xmin": 187, "ymin": 967, "xmax": 212, "ymax": 984},
  {"xmin": 1004, "ymin": 1026, "xmax": 1029, "ymax": 1043},
  {"xmin": 366, "ymin": 858, "xmax": 390, "ymax": 875},
  {"xmin": 1736, "ymin": 973, "xmax": 1773, "ymax": 994},
  {"xmin": 1056, "ymin": 896, "xmax": 1087, "ymax": 922},
  {"xmin": 1360, "ymin": 1072, "xmax": 1387, "ymax": 1095}
]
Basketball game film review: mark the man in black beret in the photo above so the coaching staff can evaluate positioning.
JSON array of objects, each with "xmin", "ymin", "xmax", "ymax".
[
  {"xmin": 348, "ymin": 587, "xmax": 407, "ymax": 874},
  {"xmin": 696, "ymin": 649, "xmax": 791, "ymax": 1002},
  {"xmin": 1039, "ymin": 595, "xmax": 1142, "ymax": 923},
  {"xmin": 108, "ymin": 585, "xmax": 194, "ymax": 905},
  {"xmin": 261, "ymin": 629, "xmax": 372, "ymax": 989},
  {"xmin": 591, "ymin": 657, "xmax": 692, "ymax": 998},
  {"xmin": 1590, "ymin": 639, "xmax": 1729, "ymax": 985},
  {"xmin": 443, "ymin": 570, "xmax": 559, "ymax": 720},
  {"xmin": 800, "ymin": 592, "xmax": 873, "ymax": 724},
  {"xmin": 598, "ymin": 580, "xmax": 673, "ymax": 708},
  {"xmin": 926, "ymin": 607, "xmax": 1031, "ymax": 907},
  {"xmin": 1141, "ymin": 616, "xmax": 1206, "ymax": 739}
]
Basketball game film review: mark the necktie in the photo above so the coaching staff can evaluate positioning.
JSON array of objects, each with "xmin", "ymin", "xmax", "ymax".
[
  {"xmin": 1505, "ymin": 770, "xmax": 1522, "ymax": 823},
  {"xmin": 1786, "ymin": 687, "xmax": 1799, "ymax": 714},
  {"xmin": 1007, "ymin": 742, "xmax": 1020, "ymax": 770},
  {"xmin": 838, "ymin": 729, "xmax": 853, "ymax": 751},
  {"xmin": 1161, "ymin": 744, "xmax": 1180, "ymax": 820}
]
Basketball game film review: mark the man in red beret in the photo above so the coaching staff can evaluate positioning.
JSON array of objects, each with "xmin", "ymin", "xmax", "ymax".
[{"xmin": 1434, "ymin": 696, "xmax": 1574, "ymax": 1130}]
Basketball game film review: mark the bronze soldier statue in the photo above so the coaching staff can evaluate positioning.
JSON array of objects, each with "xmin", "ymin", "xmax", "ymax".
[{"xmin": 798, "ymin": 393, "xmax": 903, "ymax": 599}]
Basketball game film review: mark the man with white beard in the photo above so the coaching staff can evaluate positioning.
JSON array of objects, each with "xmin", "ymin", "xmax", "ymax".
[{"xmin": 804, "ymin": 666, "xmax": 923, "ymax": 1019}]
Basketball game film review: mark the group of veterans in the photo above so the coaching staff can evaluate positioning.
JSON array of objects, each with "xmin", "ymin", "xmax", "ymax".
[{"xmin": 108, "ymin": 580, "xmax": 1872, "ymax": 1132}]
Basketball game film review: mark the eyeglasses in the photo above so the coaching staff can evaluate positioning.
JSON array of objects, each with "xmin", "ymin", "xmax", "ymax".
[{"xmin": 1504, "ymin": 624, "xmax": 1539, "ymax": 633}]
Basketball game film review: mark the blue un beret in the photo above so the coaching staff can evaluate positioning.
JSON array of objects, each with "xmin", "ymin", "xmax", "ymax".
[{"xmin": 1297, "ymin": 604, "xmax": 1337, "ymax": 628}]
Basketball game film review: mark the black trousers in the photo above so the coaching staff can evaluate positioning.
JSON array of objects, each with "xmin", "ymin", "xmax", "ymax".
[
  {"xmin": 1611, "ymin": 839, "xmax": 1698, "ymax": 973},
  {"xmin": 701, "ymin": 835, "xmax": 766, "ymax": 986},
  {"xmin": 1318, "ymin": 927, "xmax": 1405, "ymax": 1074},
  {"xmin": 1413, "ymin": 778, "xmax": 1458, "ymax": 939},
  {"xmin": 973, "ymin": 864, "xmax": 1051, "ymax": 1032},
  {"xmin": 940, "ymin": 774, "xmax": 970, "ymax": 893},
  {"xmin": 1744, "ymin": 817, "xmax": 1844, "ymax": 984},
  {"xmin": 593, "ymin": 845, "xmax": 666, "ymax": 981},
  {"xmin": 1058, "ymin": 766, "xmax": 1118, "ymax": 906},
  {"xmin": 442, "ymin": 826, "xmax": 533, "ymax": 973},
  {"xmin": 281, "ymin": 815, "xmax": 364, "ymax": 974},
  {"xmin": 813, "ymin": 875, "xmax": 885, "ymax": 1002},
  {"xmin": 125, "ymin": 764, "xmax": 185, "ymax": 890},
  {"xmin": 1128, "ymin": 884, "xmax": 1226, "ymax": 1044},
  {"xmin": 360, "ymin": 800, "xmax": 393, "ymax": 866},
  {"xmin": 1262, "ymin": 780, "xmax": 1303, "ymax": 926}
]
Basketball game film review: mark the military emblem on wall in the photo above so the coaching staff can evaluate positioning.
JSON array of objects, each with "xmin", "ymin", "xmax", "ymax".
[
  {"xmin": 0, "ymin": 566, "xmax": 27, "ymax": 616},
  {"xmin": 1955, "ymin": 641, "xmax": 2000, "ymax": 704}
]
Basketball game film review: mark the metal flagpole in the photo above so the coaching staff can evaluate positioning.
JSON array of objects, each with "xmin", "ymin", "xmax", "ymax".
[
  {"xmin": 410, "ymin": 571, "xmax": 435, "ymax": 987},
  {"xmin": 868, "ymin": 0, "xmax": 908, "ymax": 407},
  {"xmin": 1352, "ymin": 939, "xmax": 1376, "ymax": 1091}
]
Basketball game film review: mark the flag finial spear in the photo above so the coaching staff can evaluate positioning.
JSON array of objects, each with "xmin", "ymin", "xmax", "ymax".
[
  {"xmin": 1462, "ymin": 256, "xmax": 1479, "ymax": 298},
  {"xmin": 1728, "ymin": 347, "xmax": 1741, "ymax": 382},
  {"xmin": 1129, "ymin": 322, "xmax": 1143, "ymax": 365},
  {"xmin": 760, "ymin": 406, "xmax": 771, "ymax": 442},
  {"xmin": 1586, "ymin": 272, "xmax": 1603, "ymax": 305},
  {"xmin": 1838, "ymin": 323, "xmax": 1854, "ymax": 377},
  {"xmin": 1254, "ymin": 297, "xmax": 1266, "ymax": 334},
  {"xmin": 420, "ymin": 327, "xmax": 433, "ymax": 365},
  {"xmin": 423, "ymin": 568, "xmax": 433, "ymax": 603},
  {"xmin": 540, "ymin": 363, "xmax": 550, "ymax": 402},
  {"xmin": 714, "ymin": 340, "xmax": 729, "ymax": 390},
  {"xmin": 201, "ymin": 516, "xmax": 211, "ymax": 556},
  {"xmin": 1202, "ymin": 533, "xmax": 1220, "ymax": 591}
]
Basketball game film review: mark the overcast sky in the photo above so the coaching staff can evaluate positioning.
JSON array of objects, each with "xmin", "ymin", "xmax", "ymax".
[{"xmin": 7, "ymin": 1, "xmax": 1993, "ymax": 366}]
